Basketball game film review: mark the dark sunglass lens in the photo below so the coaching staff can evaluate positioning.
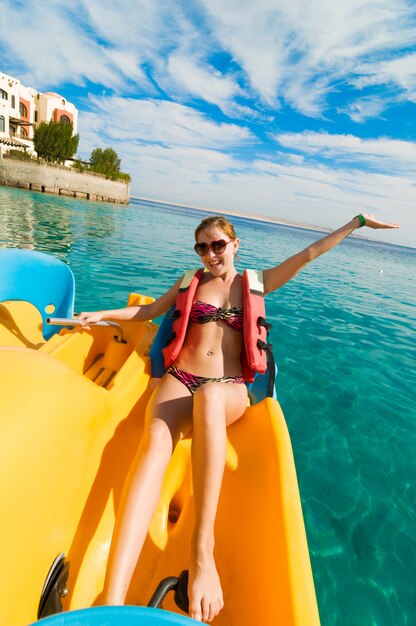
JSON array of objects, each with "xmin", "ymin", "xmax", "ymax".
[
  {"xmin": 194, "ymin": 243, "xmax": 208, "ymax": 256},
  {"xmin": 211, "ymin": 240, "xmax": 227, "ymax": 253}
]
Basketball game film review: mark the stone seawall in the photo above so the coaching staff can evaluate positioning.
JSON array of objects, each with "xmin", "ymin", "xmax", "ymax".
[{"xmin": 0, "ymin": 157, "xmax": 130, "ymax": 204}]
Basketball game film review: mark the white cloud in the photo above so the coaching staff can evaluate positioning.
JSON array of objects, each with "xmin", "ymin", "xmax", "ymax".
[
  {"xmin": 78, "ymin": 0, "xmax": 167, "ymax": 51},
  {"xmin": 103, "ymin": 49, "xmax": 151, "ymax": 89},
  {"xmin": 274, "ymin": 131, "xmax": 416, "ymax": 174},
  {"xmin": 1, "ymin": 0, "xmax": 185, "ymax": 92},
  {"xmin": 2, "ymin": 0, "xmax": 416, "ymax": 120},
  {"xmin": 352, "ymin": 53, "xmax": 416, "ymax": 93},
  {"xmin": 78, "ymin": 96, "xmax": 255, "ymax": 153},
  {"xmin": 287, "ymin": 153, "xmax": 305, "ymax": 164},
  {"xmin": 201, "ymin": 0, "xmax": 416, "ymax": 115},
  {"xmin": 200, "ymin": 0, "xmax": 287, "ymax": 106},
  {"xmin": 337, "ymin": 96, "xmax": 389, "ymax": 123},
  {"xmin": 166, "ymin": 54, "xmax": 240, "ymax": 109},
  {"xmin": 163, "ymin": 53, "xmax": 271, "ymax": 121},
  {"xmin": 1, "ymin": 1, "xmax": 125, "ymax": 89}
]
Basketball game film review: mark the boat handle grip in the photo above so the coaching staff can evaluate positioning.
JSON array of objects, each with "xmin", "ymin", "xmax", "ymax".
[{"xmin": 46, "ymin": 318, "xmax": 126, "ymax": 343}]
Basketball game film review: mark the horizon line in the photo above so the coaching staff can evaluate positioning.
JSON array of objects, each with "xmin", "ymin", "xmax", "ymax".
[{"xmin": 132, "ymin": 196, "xmax": 413, "ymax": 251}]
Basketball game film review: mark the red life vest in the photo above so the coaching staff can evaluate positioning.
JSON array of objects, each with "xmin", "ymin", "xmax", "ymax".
[{"xmin": 162, "ymin": 268, "xmax": 270, "ymax": 383}]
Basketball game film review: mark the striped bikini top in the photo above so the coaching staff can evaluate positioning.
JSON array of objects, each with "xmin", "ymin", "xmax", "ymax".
[{"xmin": 189, "ymin": 300, "xmax": 243, "ymax": 332}]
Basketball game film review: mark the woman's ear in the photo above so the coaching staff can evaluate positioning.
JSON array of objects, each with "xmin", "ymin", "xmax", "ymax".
[{"xmin": 233, "ymin": 238, "xmax": 241, "ymax": 262}]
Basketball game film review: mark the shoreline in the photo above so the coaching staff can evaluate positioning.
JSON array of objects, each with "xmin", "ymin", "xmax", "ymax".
[
  {"xmin": 0, "ymin": 156, "xmax": 129, "ymax": 204},
  {"xmin": 133, "ymin": 195, "xmax": 377, "ymax": 241}
]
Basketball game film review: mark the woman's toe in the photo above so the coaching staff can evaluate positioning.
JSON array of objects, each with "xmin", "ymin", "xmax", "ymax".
[
  {"xmin": 191, "ymin": 610, "xmax": 202, "ymax": 622},
  {"xmin": 208, "ymin": 600, "xmax": 219, "ymax": 622},
  {"xmin": 189, "ymin": 599, "xmax": 202, "ymax": 622},
  {"xmin": 201, "ymin": 597, "xmax": 211, "ymax": 622}
]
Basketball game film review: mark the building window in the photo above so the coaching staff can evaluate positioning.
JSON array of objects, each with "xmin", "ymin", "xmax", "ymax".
[
  {"xmin": 60, "ymin": 114, "xmax": 71, "ymax": 125},
  {"xmin": 21, "ymin": 127, "xmax": 28, "ymax": 138},
  {"xmin": 11, "ymin": 95, "xmax": 15, "ymax": 108},
  {"xmin": 34, "ymin": 111, "xmax": 38, "ymax": 122},
  {"xmin": 0, "ymin": 116, "xmax": 5, "ymax": 132},
  {"xmin": 0, "ymin": 89, "xmax": 8, "ymax": 101},
  {"xmin": 19, "ymin": 102, "xmax": 28, "ymax": 117}
]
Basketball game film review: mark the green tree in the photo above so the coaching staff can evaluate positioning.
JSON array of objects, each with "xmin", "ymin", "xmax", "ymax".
[
  {"xmin": 33, "ymin": 120, "xmax": 79, "ymax": 164},
  {"xmin": 89, "ymin": 147, "xmax": 130, "ymax": 181},
  {"xmin": 72, "ymin": 158, "xmax": 87, "ymax": 172}
]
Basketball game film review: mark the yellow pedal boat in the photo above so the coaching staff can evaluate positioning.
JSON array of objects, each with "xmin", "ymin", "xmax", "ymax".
[{"xmin": 0, "ymin": 250, "xmax": 320, "ymax": 626}]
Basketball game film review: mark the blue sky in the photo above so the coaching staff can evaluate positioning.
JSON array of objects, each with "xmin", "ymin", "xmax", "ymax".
[{"xmin": 1, "ymin": 0, "xmax": 415, "ymax": 246}]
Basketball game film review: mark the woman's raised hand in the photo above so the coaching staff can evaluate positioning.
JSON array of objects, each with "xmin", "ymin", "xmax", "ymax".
[
  {"xmin": 358, "ymin": 213, "xmax": 400, "ymax": 229},
  {"xmin": 77, "ymin": 311, "xmax": 104, "ymax": 327}
]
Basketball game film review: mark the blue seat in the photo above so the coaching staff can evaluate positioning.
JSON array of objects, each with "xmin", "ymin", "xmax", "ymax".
[
  {"xmin": 149, "ymin": 306, "xmax": 176, "ymax": 378},
  {"xmin": 246, "ymin": 363, "xmax": 278, "ymax": 403},
  {"xmin": 0, "ymin": 249, "xmax": 75, "ymax": 340},
  {"xmin": 33, "ymin": 606, "xmax": 194, "ymax": 625}
]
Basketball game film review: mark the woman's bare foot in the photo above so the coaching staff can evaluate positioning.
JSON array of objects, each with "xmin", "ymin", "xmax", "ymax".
[{"xmin": 188, "ymin": 551, "xmax": 224, "ymax": 622}]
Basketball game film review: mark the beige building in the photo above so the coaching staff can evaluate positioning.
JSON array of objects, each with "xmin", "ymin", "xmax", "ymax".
[{"xmin": 0, "ymin": 71, "xmax": 78, "ymax": 156}]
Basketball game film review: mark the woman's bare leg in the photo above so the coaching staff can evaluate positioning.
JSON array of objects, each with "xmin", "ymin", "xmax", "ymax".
[
  {"xmin": 102, "ymin": 374, "xmax": 193, "ymax": 604},
  {"xmin": 188, "ymin": 382, "xmax": 247, "ymax": 622}
]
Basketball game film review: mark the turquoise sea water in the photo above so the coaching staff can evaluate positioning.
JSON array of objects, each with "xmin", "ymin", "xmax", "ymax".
[{"xmin": 1, "ymin": 186, "xmax": 415, "ymax": 625}]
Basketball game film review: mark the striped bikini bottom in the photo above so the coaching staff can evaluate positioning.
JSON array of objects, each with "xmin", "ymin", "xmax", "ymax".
[{"xmin": 167, "ymin": 365, "xmax": 245, "ymax": 396}]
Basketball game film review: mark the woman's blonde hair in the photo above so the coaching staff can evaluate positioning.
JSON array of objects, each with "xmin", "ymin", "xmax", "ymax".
[{"xmin": 194, "ymin": 216, "xmax": 237, "ymax": 241}]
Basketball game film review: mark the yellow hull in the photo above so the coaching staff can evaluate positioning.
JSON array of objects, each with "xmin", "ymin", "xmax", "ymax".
[{"xmin": 0, "ymin": 298, "xmax": 320, "ymax": 626}]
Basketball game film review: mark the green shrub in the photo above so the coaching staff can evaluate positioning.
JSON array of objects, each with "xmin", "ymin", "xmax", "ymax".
[
  {"xmin": 72, "ymin": 160, "xmax": 87, "ymax": 172},
  {"xmin": 8, "ymin": 149, "xmax": 33, "ymax": 161},
  {"xmin": 114, "ymin": 171, "xmax": 131, "ymax": 182},
  {"xmin": 89, "ymin": 147, "xmax": 130, "ymax": 181}
]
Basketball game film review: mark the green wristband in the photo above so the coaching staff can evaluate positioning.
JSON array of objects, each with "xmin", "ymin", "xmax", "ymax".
[{"xmin": 355, "ymin": 214, "xmax": 366, "ymax": 228}]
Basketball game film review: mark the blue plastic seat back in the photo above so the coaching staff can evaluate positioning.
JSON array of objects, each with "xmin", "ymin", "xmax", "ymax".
[
  {"xmin": 33, "ymin": 606, "xmax": 194, "ymax": 625},
  {"xmin": 246, "ymin": 363, "xmax": 278, "ymax": 403},
  {"xmin": 0, "ymin": 249, "xmax": 75, "ymax": 340},
  {"xmin": 149, "ymin": 306, "xmax": 176, "ymax": 378}
]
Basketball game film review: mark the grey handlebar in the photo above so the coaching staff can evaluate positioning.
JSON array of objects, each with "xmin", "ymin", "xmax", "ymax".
[{"xmin": 46, "ymin": 318, "xmax": 125, "ymax": 343}]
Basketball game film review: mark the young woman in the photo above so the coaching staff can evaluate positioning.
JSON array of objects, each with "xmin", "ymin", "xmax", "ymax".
[{"xmin": 79, "ymin": 212, "xmax": 399, "ymax": 622}]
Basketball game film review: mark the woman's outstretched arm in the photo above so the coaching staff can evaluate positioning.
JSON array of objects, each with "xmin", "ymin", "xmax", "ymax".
[
  {"xmin": 78, "ymin": 276, "xmax": 183, "ymax": 326},
  {"xmin": 263, "ymin": 213, "xmax": 400, "ymax": 295}
]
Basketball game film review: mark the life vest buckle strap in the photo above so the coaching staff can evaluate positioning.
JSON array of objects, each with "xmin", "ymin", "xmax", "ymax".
[
  {"xmin": 257, "ymin": 339, "xmax": 273, "ymax": 352},
  {"xmin": 257, "ymin": 316, "xmax": 272, "ymax": 332}
]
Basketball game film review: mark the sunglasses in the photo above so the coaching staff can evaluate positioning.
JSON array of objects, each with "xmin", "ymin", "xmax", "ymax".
[{"xmin": 194, "ymin": 239, "xmax": 235, "ymax": 257}]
